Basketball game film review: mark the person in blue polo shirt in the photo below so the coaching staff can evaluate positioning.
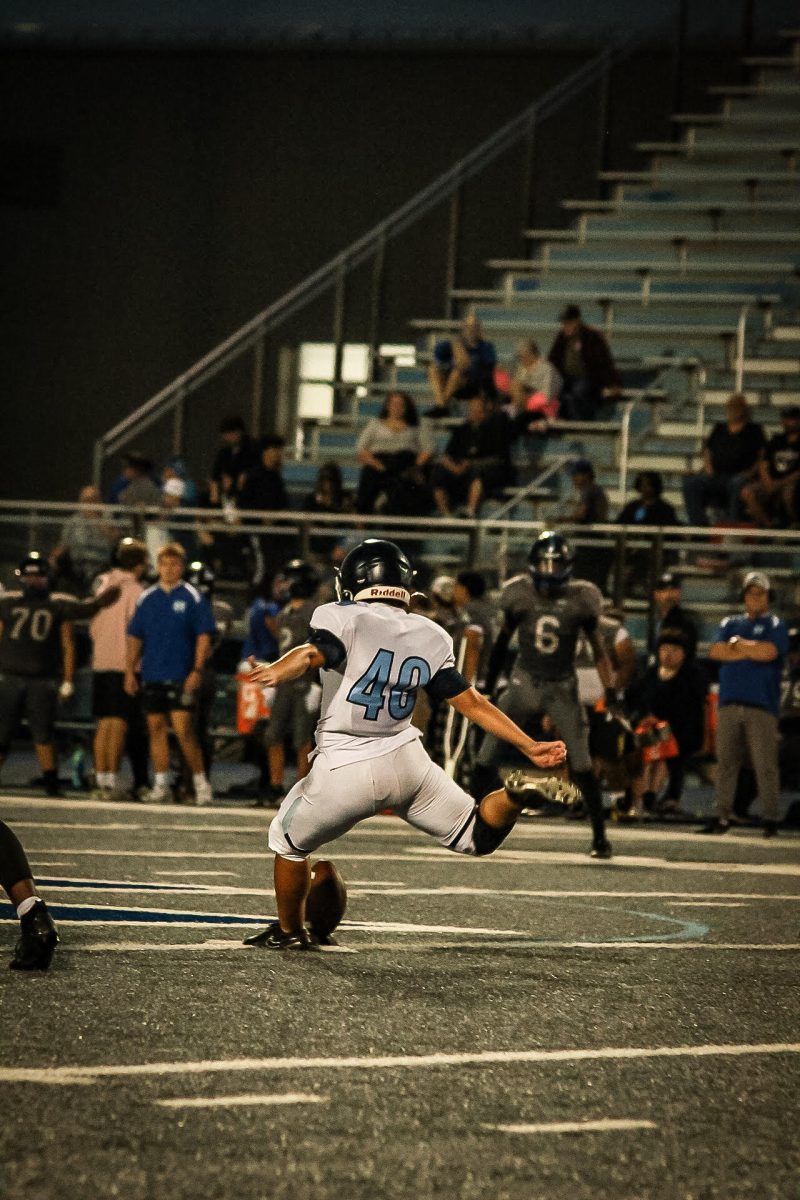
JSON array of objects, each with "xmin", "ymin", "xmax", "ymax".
[
  {"xmin": 703, "ymin": 571, "xmax": 789, "ymax": 837},
  {"xmin": 125, "ymin": 542, "xmax": 216, "ymax": 805}
]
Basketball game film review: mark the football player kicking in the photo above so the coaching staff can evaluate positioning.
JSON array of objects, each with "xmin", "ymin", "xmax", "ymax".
[
  {"xmin": 1, "ymin": 820, "xmax": 58, "ymax": 970},
  {"xmin": 243, "ymin": 538, "xmax": 576, "ymax": 951},
  {"xmin": 473, "ymin": 530, "xmax": 614, "ymax": 859}
]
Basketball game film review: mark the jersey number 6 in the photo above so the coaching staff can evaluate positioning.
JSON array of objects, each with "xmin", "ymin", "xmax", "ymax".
[{"xmin": 347, "ymin": 649, "xmax": 431, "ymax": 721}]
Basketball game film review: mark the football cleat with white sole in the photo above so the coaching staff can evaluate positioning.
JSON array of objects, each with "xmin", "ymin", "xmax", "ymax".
[
  {"xmin": 242, "ymin": 921, "xmax": 319, "ymax": 951},
  {"xmin": 504, "ymin": 771, "xmax": 582, "ymax": 811},
  {"xmin": 141, "ymin": 784, "xmax": 170, "ymax": 805}
]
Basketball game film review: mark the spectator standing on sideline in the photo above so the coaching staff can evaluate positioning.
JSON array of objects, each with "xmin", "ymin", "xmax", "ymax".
[
  {"xmin": 355, "ymin": 392, "xmax": 434, "ymax": 516},
  {"xmin": 0, "ymin": 553, "xmax": 119, "ymax": 796},
  {"xmin": 209, "ymin": 415, "xmax": 260, "ymax": 508},
  {"xmin": 548, "ymin": 304, "xmax": 621, "ymax": 421},
  {"xmin": 262, "ymin": 561, "xmax": 320, "ymax": 804},
  {"xmin": 0, "ymin": 820, "xmax": 58, "ymax": 970},
  {"xmin": 89, "ymin": 537, "xmax": 148, "ymax": 800},
  {"xmin": 427, "ymin": 314, "xmax": 497, "ymax": 417},
  {"xmin": 703, "ymin": 571, "xmax": 788, "ymax": 837},
  {"xmin": 125, "ymin": 542, "xmax": 216, "ymax": 805},
  {"xmin": 430, "ymin": 395, "xmax": 513, "ymax": 517},
  {"xmin": 682, "ymin": 393, "xmax": 765, "ymax": 527},
  {"xmin": 49, "ymin": 485, "xmax": 118, "ymax": 593},
  {"xmin": 453, "ymin": 571, "xmax": 496, "ymax": 690},
  {"xmin": 649, "ymin": 571, "xmax": 698, "ymax": 663},
  {"xmin": 741, "ymin": 406, "xmax": 800, "ymax": 529}
]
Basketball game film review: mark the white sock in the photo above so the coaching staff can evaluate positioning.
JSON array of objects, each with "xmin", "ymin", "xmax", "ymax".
[
  {"xmin": 155, "ymin": 772, "xmax": 170, "ymax": 789},
  {"xmin": 98, "ymin": 772, "xmax": 112, "ymax": 788},
  {"xmin": 107, "ymin": 772, "xmax": 118, "ymax": 790},
  {"xmin": 17, "ymin": 896, "xmax": 40, "ymax": 918},
  {"xmin": 193, "ymin": 773, "xmax": 209, "ymax": 790}
]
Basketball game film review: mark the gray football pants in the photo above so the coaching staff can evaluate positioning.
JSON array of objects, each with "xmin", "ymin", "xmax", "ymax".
[
  {"xmin": 714, "ymin": 703, "xmax": 779, "ymax": 822},
  {"xmin": 477, "ymin": 670, "xmax": 592, "ymax": 773}
]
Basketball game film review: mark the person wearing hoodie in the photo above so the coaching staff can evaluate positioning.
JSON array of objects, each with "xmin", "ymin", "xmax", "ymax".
[{"xmin": 89, "ymin": 537, "xmax": 149, "ymax": 800}]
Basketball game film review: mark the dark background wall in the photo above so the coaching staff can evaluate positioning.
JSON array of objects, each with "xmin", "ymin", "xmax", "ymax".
[{"xmin": 0, "ymin": 38, "xmax": 753, "ymax": 499}]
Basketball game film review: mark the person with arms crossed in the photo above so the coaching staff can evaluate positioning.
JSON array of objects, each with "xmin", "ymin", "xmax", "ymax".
[
  {"xmin": 243, "ymin": 539, "xmax": 572, "ymax": 950},
  {"xmin": 703, "ymin": 572, "xmax": 788, "ymax": 838},
  {"xmin": 125, "ymin": 542, "xmax": 216, "ymax": 805}
]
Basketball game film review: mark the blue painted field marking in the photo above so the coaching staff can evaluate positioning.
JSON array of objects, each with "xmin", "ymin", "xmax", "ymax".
[{"xmin": 0, "ymin": 902, "xmax": 268, "ymax": 927}]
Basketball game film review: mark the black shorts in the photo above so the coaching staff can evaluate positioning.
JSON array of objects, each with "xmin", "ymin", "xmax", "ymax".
[
  {"xmin": 92, "ymin": 671, "xmax": 136, "ymax": 720},
  {"xmin": 0, "ymin": 673, "xmax": 58, "ymax": 746},
  {"xmin": 141, "ymin": 681, "xmax": 195, "ymax": 715}
]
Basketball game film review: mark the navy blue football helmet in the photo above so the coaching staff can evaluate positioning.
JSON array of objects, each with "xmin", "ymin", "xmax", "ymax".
[
  {"xmin": 528, "ymin": 531, "xmax": 574, "ymax": 594},
  {"xmin": 279, "ymin": 559, "xmax": 319, "ymax": 601},
  {"xmin": 336, "ymin": 539, "xmax": 416, "ymax": 605},
  {"xmin": 16, "ymin": 551, "xmax": 50, "ymax": 589}
]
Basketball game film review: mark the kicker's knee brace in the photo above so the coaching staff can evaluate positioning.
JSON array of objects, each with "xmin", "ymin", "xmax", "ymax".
[{"xmin": 0, "ymin": 820, "xmax": 33, "ymax": 896}]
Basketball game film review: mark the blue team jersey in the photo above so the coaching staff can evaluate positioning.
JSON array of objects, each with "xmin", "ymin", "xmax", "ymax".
[
  {"xmin": 716, "ymin": 612, "xmax": 789, "ymax": 717},
  {"xmin": 128, "ymin": 583, "xmax": 216, "ymax": 682},
  {"xmin": 241, "ymin": 598, "xmax": 280, "ymax": 661}
]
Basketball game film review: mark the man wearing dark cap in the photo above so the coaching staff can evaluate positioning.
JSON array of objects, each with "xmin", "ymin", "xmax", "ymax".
[
  {"xmin": 741, "ymin": 407, "xmax": 800, "ymax": 528},
  {"xmin": 703, "ymin": 571, "xmax": 789, "ymax": 836},
  {"xmin": 650, "ymin": 572, "xmax": 698, "ymax": 663},
  {"xmin": 118, "ymin": 453, "xmax": 161, "ymax": 508},
  {"xmin": 548, "ymin": 304, "xmax": 621, "ymax": 422}
]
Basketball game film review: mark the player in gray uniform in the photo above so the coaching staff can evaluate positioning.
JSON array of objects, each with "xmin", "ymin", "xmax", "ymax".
[
  {"xmin": 263, "ymin": 560, "xmax": 321, "ymax": 801},
  {"xmin": 473, "ymin": 531, "xmax": 614, "ymax": 858},
  {"xmin": 242, "ymin": 539, "xmax": 574, "ymax": 949}
]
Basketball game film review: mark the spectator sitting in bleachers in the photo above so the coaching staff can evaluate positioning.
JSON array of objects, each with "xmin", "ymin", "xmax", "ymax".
[
  {"xmin": 427, "ymin": 314, "xmax": 497, "ymax": 418},
  {"xmin": 355, "ymin": 392, "xmax": 434, "ymax": 516},
  {"xmin": 209, "ymin": 415, "xmax": 260, "ymax": 508},
  {"xmin": 508, "ymin": 338, "xmax": 561, "ymax": 469},
  {"xmin": 238, "ymin": 435, "xmax": 291, "ymax": 588},
  {"xmin": 564, "ymin": 459, "xmax": 608, "ymax": 524},
  {"xmin": 617, "ymin": 471, "xmax": 680, "ymax": 528},
  {"xmin": 682, "ymin": 393, "xmax": 765, "ymax": 527},
  {"xmin": 303, "ymin": 462, "xmax": 354, "ymax": 555},
  {"xmin": 163, "ymin": 457, "xmax": 199, "ymax": 506},
  {"xmin": 49, "ymin": 485, "xmax": 118, "ymax": 593},
  {"xmin": 548, "ymin": 304, "xmax": 621, "ymax": 422},
  {"xmin": 741, "ymin": 406, "xmax": 800, "ymax": 529},
  {"xmin": 116, "ymin": 452, "xmax": 162, "ymax": 508},
  {"xmin": 430, "ymin": 395, "xmax": 513, "ymax": 518}
]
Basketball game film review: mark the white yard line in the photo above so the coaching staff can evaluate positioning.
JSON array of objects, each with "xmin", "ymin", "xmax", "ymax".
[
  {"xmin": 22, "ymin": 846, "xmax": 800, "ymax": 877},
  {"xmin": 485, "ymin": 1118, "xmax": 657, "ymax": 1135},
  {"xmin": 58, "ymin": 938, "xmax": 800, "ymax": 955},
  {"xmin": 2, "ymin": 1041, "xmax": 798, "ymax": 1087},
  {"xmin": 155, "ymin": 1092, "xmax": 327, "ymax": 1110}
]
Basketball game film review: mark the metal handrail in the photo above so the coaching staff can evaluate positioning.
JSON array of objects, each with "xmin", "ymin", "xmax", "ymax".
[{"xmin": 92, "ymin": 24, "xmax": 660, "ymax": 483}]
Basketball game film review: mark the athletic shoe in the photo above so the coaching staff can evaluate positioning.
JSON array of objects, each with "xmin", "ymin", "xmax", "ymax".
[
  {"xmin": 504, "ymin": 771, "xmax": 582, "ymax": 811},
  {"xmin": 141, "ymin": 784, "xmax": 170, "ymax": 805},
  {"xmin": 90, "ymin": 787, "xmax": 112, "ymax": 803},
  {"xmin": 762, "ymin": 820, "xmax": 778, "ymax": 839},
  {"xmin": 242, "ymin": 921, "xmax": 318, "ymax": 951},
  {"xmin": 590, "ymin": 837, "xmax": 613, "ymax": 860},
  {"xmin": 192, "ymin": 779, "xmax": 213, "ymax": 807},
  {"xmin": 9, "ymin": 901, "xmax": 59, "ymax": 971},
  {"xmin": 700, "ymin": 818, "xmax": 730, "ymax": 835}
]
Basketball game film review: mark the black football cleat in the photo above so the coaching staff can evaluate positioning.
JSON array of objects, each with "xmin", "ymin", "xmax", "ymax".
[
  {"xmin": 504, "ymin": 771, "xmax": 582, "ymax": 811},
  {"xmin": 10, "ymin": 901, "xmax": 59, "ymax": 971},
  {"xmin": 762, "ymin": 820, "xmax": 778, "ymax": 839},
  {"xmin": 589, "ymin": 837, "xmax": 613, "ymax": 860},
  {"xmin": 308, "ymin": 930, "xmax": 339, "ymax": 947},
  {"xmin": 242, "ymin": 921, "xmax": 318, "ymax": 951},
  {"xmin": 700, "ymin": 818, "xmax": 730, "ymax": 835}
]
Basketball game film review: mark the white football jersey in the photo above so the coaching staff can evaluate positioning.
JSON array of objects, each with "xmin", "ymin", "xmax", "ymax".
[{"xmin": 309, "ymin": 600, "xmax": 457, "ymax": 766}]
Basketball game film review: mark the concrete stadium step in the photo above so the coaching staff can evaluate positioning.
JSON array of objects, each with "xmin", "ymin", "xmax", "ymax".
[
  {"xmin": 672, "ymin": 111, "xmax": 800, "ymax": 129},
  {"xmin": 524, "ymin": 227, "xmax": 800, "ymax": 248},
  {"xmin": 742, "ymin": 357, "xmax": 800, "ymax": 374},
  {"xmin": 702, "ymin": 386, "xmax": 800, "ymax": 408},
  {"xmin": 487, "ymin": 257, "xmax": 796, "ymax": 281},
  {"xmin": 600, "ymin": 167, "xmax": 800, "ymax": 188},
  {"xmin": 627, "ymin": 452, "xmax": 701, "ymax": 471},
  {"xmin": 637, "ymin": 137, "xmax": 800, "ymax": 157},
  {"xmin": 461, "ymin": 284, "xmax": 780, "ymax": 309},
  {"xmin": 578, "ymin": 210, "xmax": 800, "ymax": 234},
  {"xmin": 562, "ymin": 197, "xmax": 800, "ymax": 222},
  {"xmin": 708, "ymin": 82, "xmax": 800, "ymax": 97},
  {"xmin": 769, "ymin": 326, "xmax": 800, "ymax": 341}
]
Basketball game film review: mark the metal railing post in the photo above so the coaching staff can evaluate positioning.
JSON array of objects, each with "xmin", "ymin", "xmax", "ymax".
[
  {"xmin": 618, "ymin": 400, "xmax": 634, "ymax": 505},
  {"xmin": 332, "ymin": 265, "xmax": 347, "ymax": 404},
  {"xmin": 444, "ymin": 183, "xmax": 463, "ymax": 320},
  {"xmin": 368, "ymin": 235, "xmax": 387, "ymax": 383},
  {"xmin": 92, "ymin": 438, "xmax": 105, "ymax": 490},
  {"xmin": 519, "ymin": 114, "xmax": 537, "ymax": 234},
  {"xmin": 252, "ymin": 329, "xmax": 265, "ymax": 436},
  {"xmin": 172, "ymin": 390, "xmax": 185, "ymax": 456},
  {"xmin": 734, "ymin": 306, "xmax": 748, "ymax": 393}
]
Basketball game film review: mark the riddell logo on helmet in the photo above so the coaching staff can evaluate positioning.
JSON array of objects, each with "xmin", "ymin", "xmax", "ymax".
[{"xmin": 363, "ymin": 586, "xmax": 408, "ymax": 600}]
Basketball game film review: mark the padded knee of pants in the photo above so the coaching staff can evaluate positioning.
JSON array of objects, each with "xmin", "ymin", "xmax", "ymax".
[
  {"xmin": 0, "ymin": 820, "xmax": 33, "ymax": 894},
  {"xmin": 472, "ymin": 810, "xmax": 514, "ymax": 857}
]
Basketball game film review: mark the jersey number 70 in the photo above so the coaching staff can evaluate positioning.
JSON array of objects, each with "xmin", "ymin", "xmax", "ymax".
[{"xmin": 347, "ymin": 649, "xmax": 431, "ymax": 721}]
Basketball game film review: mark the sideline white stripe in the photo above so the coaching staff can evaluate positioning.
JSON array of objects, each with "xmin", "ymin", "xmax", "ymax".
[
  {"xmin": 667, "ymin": 901, "xmax": 747, "ymax": 908},
  {"xmin": 486, "ymin": 1119, "xmax": 657, "ymax": 1135},
  {"xmin": 23, "ymin": 847, "xmax": 800, "ymax": 877},
  {"xmin": 2, "ymin": 1041, "xmax": 798, "ymax": 1087},
  {"xmin": 155, "ymin": 1092, "xmax": 326, "ymax": 1110},
  {"xmin": 63, "ymin": 938, "xmax": 800, "ymax": 955}
]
